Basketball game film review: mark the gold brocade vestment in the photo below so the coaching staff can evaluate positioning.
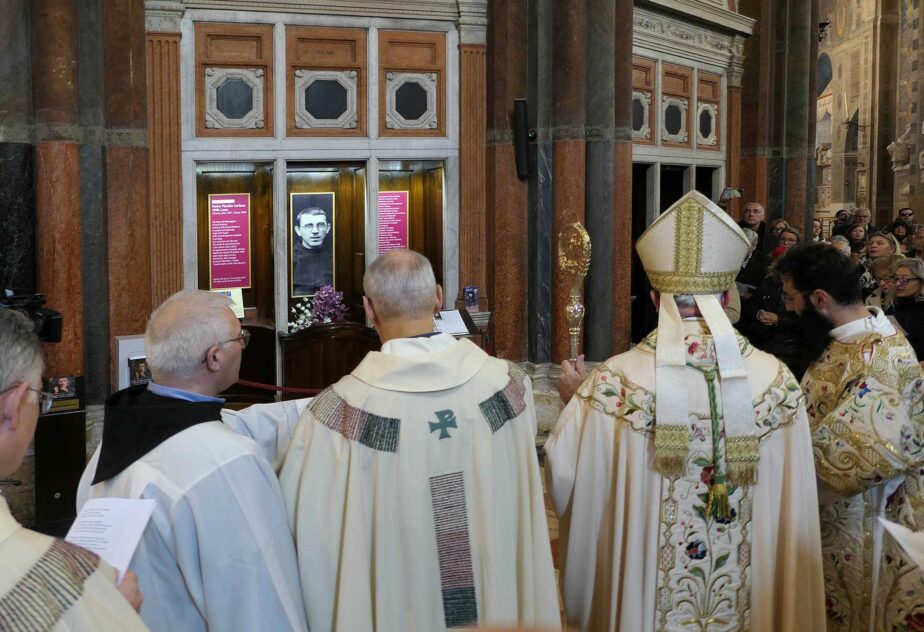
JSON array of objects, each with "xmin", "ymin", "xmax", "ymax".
[{"xmin": 802, "ymin": 332, "xmax": 924, "ymax": 632}]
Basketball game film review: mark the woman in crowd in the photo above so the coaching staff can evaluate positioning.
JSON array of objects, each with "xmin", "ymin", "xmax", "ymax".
[
  {"xmin": 890, "ymin": 220, "xmax": 910, "ymax": 243},
  {"xmin": 892, "ymin": 258, "xmax": 924, "ymax": 360},
  {"xmin": 762, "ymin": 218, "xmax": 789, "ymax": 252},
  {"xmin": 866, "ymin": 231, "xmax": 899, "ymax": 259},
  {"xmin": 865, "ymin": 254, "xmax": 903, "ymax": 313},
  {"xmin": 848, "ymin": 223, "xmax": 868, "ymax": 244},
  {"xmin": 812, "ymin": 219, "xmax": 823, "ymax": 242}
]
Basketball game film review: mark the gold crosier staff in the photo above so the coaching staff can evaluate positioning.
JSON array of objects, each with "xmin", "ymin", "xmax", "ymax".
[{"xmin": 557, "ymin": 222, "xmax": 592, "ymax": 363}]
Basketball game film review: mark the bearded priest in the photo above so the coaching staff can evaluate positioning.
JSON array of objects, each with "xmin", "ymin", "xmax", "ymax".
[
  {"xmin": 546, "ymin": 191, "xmax": 826, "ymax": 631},
  {"xmin": 775, "ymin": 244, "xmax": 924, "ymax": 632}
]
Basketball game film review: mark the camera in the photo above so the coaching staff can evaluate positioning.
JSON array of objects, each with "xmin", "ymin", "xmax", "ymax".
[{"xmin": 0, "ymin": 293, "xmax": 63, "ymax": 343}]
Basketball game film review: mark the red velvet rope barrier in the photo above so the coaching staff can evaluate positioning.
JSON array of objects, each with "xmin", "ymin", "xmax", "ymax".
[{"xmin": 235, "ymin": 379, "xmax": 321, "ymax": 396}]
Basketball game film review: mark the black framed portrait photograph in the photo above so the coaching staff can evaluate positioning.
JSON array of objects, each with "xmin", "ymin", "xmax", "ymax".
[{"xmin": 290, "ymin": 192, "xmax": 336, "ymax": 297}]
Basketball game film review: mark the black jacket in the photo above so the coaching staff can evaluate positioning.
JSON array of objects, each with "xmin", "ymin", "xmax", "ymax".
[{"xmin": 892, "ymin": 296, "xmax": 924, "ymax": 360}]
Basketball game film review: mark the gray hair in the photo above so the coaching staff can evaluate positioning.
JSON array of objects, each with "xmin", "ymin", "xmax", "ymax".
[
  {"xmin": 741, "ymin": 228, "xmax": 759, "ymax": 248},
  {"xmin": 144, "ymin": 290, "xmax": 237, "ymax": 379},
  {"xmin": 0, "ymin": 309, "xmax": 44, "ymax": 392},
  {"xmin": 830, "ymin": 235, "xmax": 850, "ymax": 245},
  {"xmin": 673, "ymin": 293, "xmax": 724, "ymax": 311},
  {"xmin": 363, "ymin": 250, "xmax": 437, "ymax": 320}
]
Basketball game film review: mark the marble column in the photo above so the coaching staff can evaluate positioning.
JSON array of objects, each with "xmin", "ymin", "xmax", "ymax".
[
  {"xmin": 725, "ymin": 37, "xmax": 746, "ymax": 221},
  {"xmin": 550, "ymin": 0, "xmax": 587, "ymax": 363},
  {"xmin": 738, "ymin": 0, "xmax": 772, "ymax": 212},
  {"xmin": 870, "ymin": 0, "xmax": 899, "ymax": 222},
  {"xmin": 33, "ymin": 0, "xmax": 84, "ymax": 376},
  {"xmin": 609, "ymin": 0, "xmax": 634, "ymax": 355},
  {"xmin": 487, "ymin": 0, "xmax": 529, "ymax": 361},
  {"xmin": 775, "ymin": 0, "xmax": 817, "ymax": 232},
  {"xmin": 102, "ymin": 0, "xmax": 152, "ymax": 344}
]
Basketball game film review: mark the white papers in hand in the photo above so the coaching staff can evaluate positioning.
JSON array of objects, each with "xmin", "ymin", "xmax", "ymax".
[
  {"xmin": 879, "ymin": 517, "xmax": 924, "ymax": 569},
  {"xmin": 66, "ymin": 498, "xmax": 156, "ymax": 581}
]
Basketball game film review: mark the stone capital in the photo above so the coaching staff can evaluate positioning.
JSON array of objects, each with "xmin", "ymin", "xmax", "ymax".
[
  {"xmin": 458, "ymin": 0, "xmax": 487, "ymax": 45},
  {"xmin": 145, "ymin": 0, "xmax": 183, "ymax": 33}
]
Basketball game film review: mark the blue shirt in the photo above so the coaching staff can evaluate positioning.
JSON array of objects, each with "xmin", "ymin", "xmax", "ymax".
[{"xmin": 147, "ymin": 381, "xmax": 225, "ymax": 404}]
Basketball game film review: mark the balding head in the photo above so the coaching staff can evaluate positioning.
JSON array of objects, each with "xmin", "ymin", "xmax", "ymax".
[
  {"xmin": 363, "ymin": 250, "xmax": 439, "ymax": 322},
  {"xmin": 145, "ymin": 290, "xmax": 238, "ymax": 380}
]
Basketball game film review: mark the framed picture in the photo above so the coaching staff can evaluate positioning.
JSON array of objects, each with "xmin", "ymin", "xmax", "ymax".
[{"xmin": 290, "ymin": 192, "xmax": 336, "ymax": 297}]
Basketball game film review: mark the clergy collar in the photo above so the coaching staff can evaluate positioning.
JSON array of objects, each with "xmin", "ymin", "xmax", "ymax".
[
  {"xmin": 352, "ymin": 335, "xmax": 488, "ymax": 392},
  {"xmin": 829, "ymin": 306, "xmax": 896, "ymax": 343}
]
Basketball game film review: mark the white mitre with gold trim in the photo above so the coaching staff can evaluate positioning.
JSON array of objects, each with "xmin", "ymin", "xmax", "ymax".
[{"xmin": 636, "ymin": 191, "xmax": 755, "ymax": 514}]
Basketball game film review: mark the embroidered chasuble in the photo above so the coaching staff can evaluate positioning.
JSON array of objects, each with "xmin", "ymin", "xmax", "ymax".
[
  {"xmin": 279, "ymin": 334, "xmax": 560, "ymax": 631},
  {"xmin": 0, "ymin": 497, "xmax": 148, "ymax": 631},
  {"xmin": 546, "ymin": 321, "xmax": 826, "ymax": 631},
  {"xmin": 802, "ymin": 327, "xmax": 924, "ymax": 632}
]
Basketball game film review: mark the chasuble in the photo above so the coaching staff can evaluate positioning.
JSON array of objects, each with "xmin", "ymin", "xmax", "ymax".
[
  {"xmin": 279, "ymin": 333, "xmax": 560, "ymax": 631},
  {"xmin": 802, "ymin": 314, "xmax": 924, "ymax": 632},
  {"xmin": 546, "ymin": 321, "xmax": 826, "ymax": 631}
]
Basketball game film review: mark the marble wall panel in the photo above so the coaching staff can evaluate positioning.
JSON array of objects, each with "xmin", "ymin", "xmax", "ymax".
[
  {"xmin": 528, "ymin": 140, "xmax": 553, "ymax": 363},
  {"xmin": 611, "ymin": 140, "xmax": 633, "ymax": 354},
  {"xmin": 0, "ymin": 0, "xmax": 33, "ymax": 137},
  {"xmin": 459, "ymin": 45, "xmax": 488, "ymax": 310},
  {"xmin": 0, "ymin": 143, "xmax": 37, "ymax": 294},
  {"xmin": 106, "ymin": 146, "xmax": 152, "ymax": 341},
  {"xmin": 80, "ymin": 144, "xmax": 110, "ymax": 404},
  {"xmin": 102, "ymin": 0, "xmax": 149, "ymax": 129},
  {"xmin": 551, "ymin": 139, "xmax": 586, "ymax": 362},
  {"xmin": 32, "ymin": 0, "xmax": 78, "ymax": 127},
  {"xmin": 584, "ymin": 139, "xmax": 615, "ymax": 362},
  {"xmin": 35, "ymin": 141, "xmax": 84, "ymax": 375}
]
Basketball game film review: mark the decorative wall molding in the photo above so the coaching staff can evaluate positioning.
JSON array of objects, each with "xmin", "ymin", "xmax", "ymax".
[
  {"xmin": 636, "ymin": 0, "xmax": 754, "ymax": 35},
  {"xmin": 385, "ymin": 72, "xmax": 439, "ymax": 130},
  {"xmin": 294, "ymin": 69, "xmax": 358, "ymax": 129},
  {"xmin": 634, "ymin": 6, "xmax": 747, "ymax": 68},
  {"xmin": 457, "ymin": 0, "xmax": 488, "ymax": 45},
  {"xmin": 176, "ymin": 0, "xmax": 460, "ymax": 20},
  {"xmin": 661, "ymin": 95, "xmax": 689, "ymax": 144},
  {"xmin": 696, "ymin": 102, "xmax": 718, "ymax": 146},
  {"xmin": 204, "ymin": 67, "xmax": 265, "ymax": 129},
  {"xmin": 633, "ymin": 91, "xmax": 652, "ymax": 140},
  {"xmin": 145, "ymin": 0, "xmax": 183, "ymax": 33}
]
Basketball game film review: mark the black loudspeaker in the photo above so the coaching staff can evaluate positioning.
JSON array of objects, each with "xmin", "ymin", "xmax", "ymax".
[{"xmin": 513, "ymin": 99, "xmax": 529, "ymax": 179}]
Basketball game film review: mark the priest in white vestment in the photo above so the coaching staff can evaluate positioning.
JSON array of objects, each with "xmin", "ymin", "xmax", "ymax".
[
  {"xmin": 547, "ymin": 192, "xmax": 826, "ymax": 631},
  {"xmin": 775, "ymin": 244, "xmax": 924, "ymax": 632},
  {"xmin": 0, "ymin": 309, "xmax": 147, "ymax": 630},
  {"xmin": 279, "ymin": 249, "xmax": 561, "ymax": 631},
  {"xmin": 76, "ymin": 291, "xmax": 308, "ymax": 632}
]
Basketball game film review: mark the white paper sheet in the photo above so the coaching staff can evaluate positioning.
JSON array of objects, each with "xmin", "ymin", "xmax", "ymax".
[
  {"xmin": 433, "ymin": 310, "xmax": 469, "ymax": 336},
  {"xmin": 66, "ymin": 498, "xmax": 157, "ymax": 581},
  {"xmin": 879, "ymin": 517, "xmax": 924, "ymax": 569}
]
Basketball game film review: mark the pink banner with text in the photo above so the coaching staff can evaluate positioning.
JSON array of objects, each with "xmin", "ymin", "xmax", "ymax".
[
  {"xmin": 378, "ymin": 191, "xmax": 409, "ymax": 255},
  {"xmin": 209, "ymin": 193, "xmax": 252, "ymax": 289}
]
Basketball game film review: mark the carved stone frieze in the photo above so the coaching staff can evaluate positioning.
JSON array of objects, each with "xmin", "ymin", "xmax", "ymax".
[{"xmin": 634, "ymin": 6, "xmax": 746, "ymax": 69}]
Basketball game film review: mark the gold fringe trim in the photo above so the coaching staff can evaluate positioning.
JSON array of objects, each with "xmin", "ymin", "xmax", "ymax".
[
  {"xmin": 726, "ymin": 435, "xmax": 760, "ymax": 485},
  {"xmin": 706, "ymin": 482, "xmax": 732, "ymax": 521},
  {"xmin": 653, "ymin": 424, "xmax": 689, "ymax": 478}
]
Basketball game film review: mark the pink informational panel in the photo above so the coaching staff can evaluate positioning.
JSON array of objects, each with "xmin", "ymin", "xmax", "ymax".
[
  {"xmin": 208, "ymin": 193, "xmax": 252, "ymax": 289},
  {"xmin": 377, "ymin": 191, "xmax": 409, "ymax": 255}
]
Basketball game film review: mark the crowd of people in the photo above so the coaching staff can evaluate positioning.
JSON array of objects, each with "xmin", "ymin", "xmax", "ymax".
[
  {"xmin": 0, "ymin": 195, "xmax": 922, "ymax": 632},
  {"xmin": 735, "ymin": 202, "xmax": 924, "ymax": 378}
]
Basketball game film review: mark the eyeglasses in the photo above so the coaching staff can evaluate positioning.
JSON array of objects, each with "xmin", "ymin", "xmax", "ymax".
[
  {"xmin": 894, "ymin": 276, "xmax": 921, "ymax": 286},
  {"xmin": 201, "ymin": 329, "xmax": 251, "ymax": 363},
  {"xmin": 900, "ymin": 212, "xmax": 914, "ymax": 217},
  {"xmin": 782, "ymin": 290, "xmax": 808, "ymax": 305},
  {"xmin": 0, "ymin": 384, "xmax": 54, "ymax": 414},
  {"xmin": 778, "ymin": 237, "xmax": 798, "ymax": 245}
]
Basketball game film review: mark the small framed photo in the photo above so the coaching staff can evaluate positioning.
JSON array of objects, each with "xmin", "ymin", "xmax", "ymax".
[
  {"xmin": 128, "ymin": 357, "xmax": 152, "ymax": 386},
  {"xmin": 464, "ymin": 286, "xmax": 479, "ymax": 310},
  {"xmin": 47, "ymin": 376, "xmax": 76, "ymax": 400}
]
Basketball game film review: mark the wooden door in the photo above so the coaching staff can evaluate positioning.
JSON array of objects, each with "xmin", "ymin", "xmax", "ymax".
[{"xmin": 286, "ymin": 163, "xmax": 366, "ymax": 322}]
